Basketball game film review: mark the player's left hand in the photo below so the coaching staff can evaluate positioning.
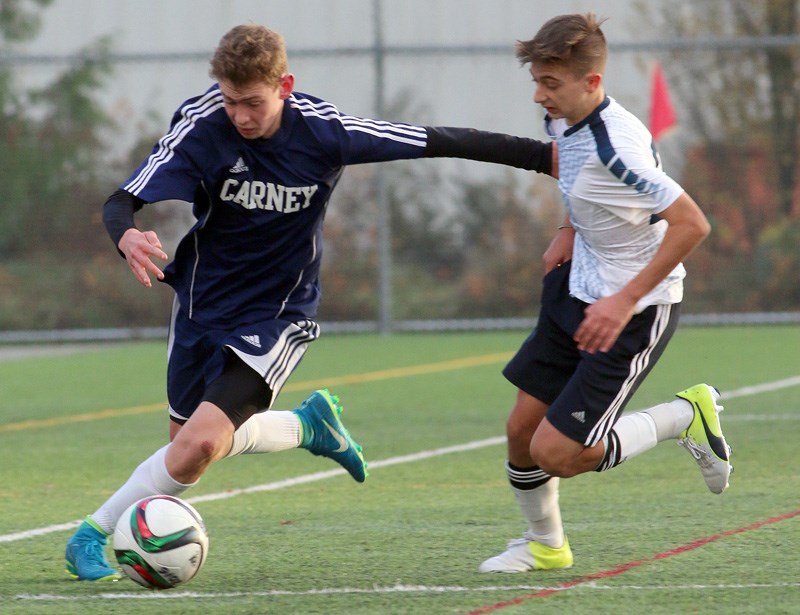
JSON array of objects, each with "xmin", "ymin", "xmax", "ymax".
[
  {"xmin": 542, "ymin": 226, "xmax": 574, "ymax": 273},
  {"xmin": 574, "ymin": 293, "xmax": 636, "ymax": 354}
]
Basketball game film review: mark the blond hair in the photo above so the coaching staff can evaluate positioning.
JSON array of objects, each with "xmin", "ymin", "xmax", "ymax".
[
  {"xmin": 515, "ymin": 13, "xmax": 608, "ymax": 78},
  {"xmin": 209, "ymin": 24, "xmax": 288, "ymax": 87}
]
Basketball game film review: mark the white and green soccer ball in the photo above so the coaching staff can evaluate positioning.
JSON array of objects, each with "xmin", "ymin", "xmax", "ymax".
[{"xmin": 113, "ymin": 495, "xmax": 209, "ymax": 589}]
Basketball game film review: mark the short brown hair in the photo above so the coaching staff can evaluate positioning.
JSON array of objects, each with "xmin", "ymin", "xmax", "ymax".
[
  {"xmin": 209, "ymin": 24, "xmax": 288, "ymax": 87},
  {"xmin": 515, "ymin": 13, "xmax": 608, "ymax": 78}
]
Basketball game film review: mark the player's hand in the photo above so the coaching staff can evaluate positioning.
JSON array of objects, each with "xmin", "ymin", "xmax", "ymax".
[
  {"xmin": 119, "ymin": 228, "xmax": 168, "ymax": 288},
  {"xmin": 542, "ymin": 226, "xmax": 574, "ymax": 273},
  {"xmin": 574, "ymin": 292, "xmax": 637, "ymax": 354}
]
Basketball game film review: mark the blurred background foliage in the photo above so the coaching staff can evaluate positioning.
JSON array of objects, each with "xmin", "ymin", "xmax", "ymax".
[{"xmin": 1, "ymin": 0, "xmax": 798, "ymax": 331}]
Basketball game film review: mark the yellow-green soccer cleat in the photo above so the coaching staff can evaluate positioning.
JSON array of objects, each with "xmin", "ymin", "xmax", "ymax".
[
  {"xmin": 676, "ymin": 384, "xmax": 732, "ymax": 494},
  {"xmin": 65, "ymin": 518, "xmax": 121, "ymax": 581},
  {"xmin": 293, "ymin": 389, "xmax": 368, "ymax": 483},
  {"xmin": 478, "ymin": 536, "xmax": 573, "ymax": 573}
]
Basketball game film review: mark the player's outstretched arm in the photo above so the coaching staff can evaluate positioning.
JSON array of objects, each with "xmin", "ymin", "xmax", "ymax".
[{"xmin": 423, "ymin": 126, "xmax": 557, "ymax": 177}]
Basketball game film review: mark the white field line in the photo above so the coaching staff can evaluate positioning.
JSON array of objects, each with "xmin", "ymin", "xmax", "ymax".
[
  {"xmin": 13, "ymin": 581, "xmax": 800, "ymax": 602},
  {"xmin": 1, "ymin": 375, "xmax": 798, "ymax": 545},
  {"xmin": 721, "ymin": 375, "xmax": 800, "ymax": 400},
  {"xmin": 0, "ymin": 437, "xmax": 505, "ymax": 544}
]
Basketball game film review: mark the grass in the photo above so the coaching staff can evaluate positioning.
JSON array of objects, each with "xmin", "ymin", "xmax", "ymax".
[{"xmin": 0, "ymin": 326, "xmax": 798, "ymax": 614}]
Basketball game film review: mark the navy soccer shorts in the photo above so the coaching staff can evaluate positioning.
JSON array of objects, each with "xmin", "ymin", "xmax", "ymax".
[
  {"xmin": 165, "ymin": 300, "xmax": 320, "ymax": 422},
  {"xmin": 503, "ymin": 261, "xmax": 680, "ymax": 447}
]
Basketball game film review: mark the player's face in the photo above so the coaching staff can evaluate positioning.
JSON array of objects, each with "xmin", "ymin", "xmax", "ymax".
[
  {"xmin": 219, "ymin": 74, "xmax": 294, "ymax": 139},
  {"xmin": 530, "ymin": 62, "xmax": 603, "ymax": 126}
]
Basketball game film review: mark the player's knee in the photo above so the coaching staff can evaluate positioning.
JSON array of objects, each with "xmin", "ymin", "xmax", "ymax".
[
  {"xmin": 165, "ymin": 439, "xmax": 212, "ymax": 484},
  {"xmin": 535, "ymin": 457, "xmax": 578, "ymax": 478},
  {"xmin": 170, "ymin": 430, "xmax": 226, "ymax": 467},
  {"xmin": 530, "ymin": 447, "xmax": 581, "ymax": 478},
  {"xmin": 198, "ymin": 438, "xmax": 218, "ymax": 461}
]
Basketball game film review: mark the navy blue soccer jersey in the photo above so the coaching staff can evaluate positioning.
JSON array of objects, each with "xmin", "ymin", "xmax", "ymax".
[{"xmin": 122, "ymin": 85, "xmax": 430, "ymax": 326}]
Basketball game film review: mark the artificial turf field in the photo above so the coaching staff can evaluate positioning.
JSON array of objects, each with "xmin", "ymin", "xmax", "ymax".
[{"xmin": 1, "ymin": 326, "xmax": 798, "ymax": 614}]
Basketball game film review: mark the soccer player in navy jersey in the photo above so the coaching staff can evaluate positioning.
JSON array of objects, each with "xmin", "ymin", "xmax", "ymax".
[
  {"xmin": 65, "ymin": 24, "xmax": 558, "ymax": 580},
  {"xmin": 478, "ymin": 14, "xmax": 732, "ymax": 574}
]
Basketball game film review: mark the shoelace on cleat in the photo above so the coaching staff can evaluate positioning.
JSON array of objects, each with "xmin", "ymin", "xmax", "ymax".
[
  {"xmin": 678, "ymin": 438, "xmax": 719, "ymax": 468},
  {"xmin": 506, "ymin": 538, "xmax": 529, "ymax": 549},
  {"xmin": 77, "ymin": 540, "xmax": 110, "ymax": 568}
]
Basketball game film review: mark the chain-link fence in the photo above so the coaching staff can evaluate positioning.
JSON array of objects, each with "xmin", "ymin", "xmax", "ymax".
[{"xmin": 1, "ymin": 1, "xmax": 799, "ymax": 341}]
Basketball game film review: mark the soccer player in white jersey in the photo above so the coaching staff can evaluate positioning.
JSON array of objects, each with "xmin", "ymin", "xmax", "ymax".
[
  {"xmin": 65, "ymin": 24, "xmax": 558, "ymax": 581},
  {"xmin": 479, "ymin": 13, "xmax": 733, "ymax": 573}
]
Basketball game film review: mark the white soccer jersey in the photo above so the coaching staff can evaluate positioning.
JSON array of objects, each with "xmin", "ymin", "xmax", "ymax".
[{"xmin": 546, "ymin": 97, "xmax": 685, "ymax": 312}]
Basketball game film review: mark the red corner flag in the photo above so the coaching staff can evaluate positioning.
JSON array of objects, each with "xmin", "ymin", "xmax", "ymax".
[{"xmin": 649, "ymin": 63, "xmax": 676, "ymax": 141}]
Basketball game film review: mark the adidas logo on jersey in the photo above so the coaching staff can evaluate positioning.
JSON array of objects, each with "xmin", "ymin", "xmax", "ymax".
[
  {"xmin": 571, "ymin": 410, "xmax": 586, "ymax": 423},
  {"xmin": 241, "ymin": 334, "xmax": 261, "ymax": 348},
  {"xmin": 229, "ymin": 157, "xmax": 249, "ymax": 173}
]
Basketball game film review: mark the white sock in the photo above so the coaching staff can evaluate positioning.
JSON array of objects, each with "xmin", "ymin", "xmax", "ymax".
[
  {"xmin": 90, "ymin": 445, "xmax": 195, "ymax": 534},
  {"xmin": 226, "ymin": 411, "xmax": 302, "ymax": 457},
  {"xmin": 599, "ymin": 399, "xmax": 695, "ymax": 471},
  {"xmin": 513, "ymin": 478, "xmax": 564, "ymax": 548},
  {"xmin": 642, "ymin": 398, "xmax": 695, "ymax": 440},
  {"xmin": 610, "ymin": 411, "xmax": 659, "ymax": 462}
]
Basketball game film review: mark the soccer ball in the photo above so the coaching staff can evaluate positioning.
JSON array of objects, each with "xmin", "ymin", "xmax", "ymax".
[{"xmin": 113, "ymin": 495, "xmax": 209, "ymax": 589}]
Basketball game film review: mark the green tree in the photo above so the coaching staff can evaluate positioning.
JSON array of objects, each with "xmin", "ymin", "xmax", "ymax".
[
  {"xmin": 0, "ymin": 0, "xmax": 178, "ymax": 329},
  {"xmin": 0, "ymin": 1, "xmax": 114, "ymax": 256},
  {"xmin": 0, "ymin": 0, "xmax": 52, "ymax": 42},
  {"xmin": 636, "ymin": 0, "xmax": 800, "ymax": 312}
]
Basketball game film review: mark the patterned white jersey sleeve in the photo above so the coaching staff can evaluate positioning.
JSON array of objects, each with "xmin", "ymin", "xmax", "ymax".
[{"xmin": 549, "ymin": 97, "xmax": 686, "ymax": 312}]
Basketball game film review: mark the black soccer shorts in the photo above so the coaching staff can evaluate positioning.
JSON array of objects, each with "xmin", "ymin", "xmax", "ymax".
[{"xmin": 503, "ymin": 261, "xmax": 680, "ymax": 447}]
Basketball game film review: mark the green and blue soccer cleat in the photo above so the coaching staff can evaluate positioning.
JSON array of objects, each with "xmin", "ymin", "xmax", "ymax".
[
  {"xmin": 294, "ymin": 389, "xmax": 368, "ymax": 483},
  {"xmin": 676, "ymin": 384, "xmax": 732, "ymax": 494},
  {"xmin": 65, "ymin": 518, "xmax": 121, "ymax": 581}
]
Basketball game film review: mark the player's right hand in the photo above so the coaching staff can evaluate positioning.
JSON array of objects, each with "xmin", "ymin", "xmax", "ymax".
[{"xmin": 119, "ymin": 228, "xmax": 169, "ymax": 288}]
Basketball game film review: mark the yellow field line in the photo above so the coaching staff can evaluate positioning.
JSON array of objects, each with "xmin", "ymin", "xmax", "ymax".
[
  {"xmin": 0, "ymin": 403, "xmax": 167, "ymax": 433},
  {"xmin": 285, "ymin": 351, "xmax": 511, "ymax": 390},
  {"xmin": 0, "ymin": 351, "xmax": 511, "ymax": 434}
]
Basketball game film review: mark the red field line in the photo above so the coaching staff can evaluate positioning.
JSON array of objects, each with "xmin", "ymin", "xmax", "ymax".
[{"xmin": 467, "ymin": 507, "xmax": 800, "ymax": 614}]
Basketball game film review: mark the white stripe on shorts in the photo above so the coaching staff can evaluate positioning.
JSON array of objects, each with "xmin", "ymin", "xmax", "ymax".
[
  {"xmin": 585, "ymin": 303, "xmax": 674, "ymax": 447},
  {"xmin": 228, "ymin": 320, "xmax": 320, "ymax": 408}
]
